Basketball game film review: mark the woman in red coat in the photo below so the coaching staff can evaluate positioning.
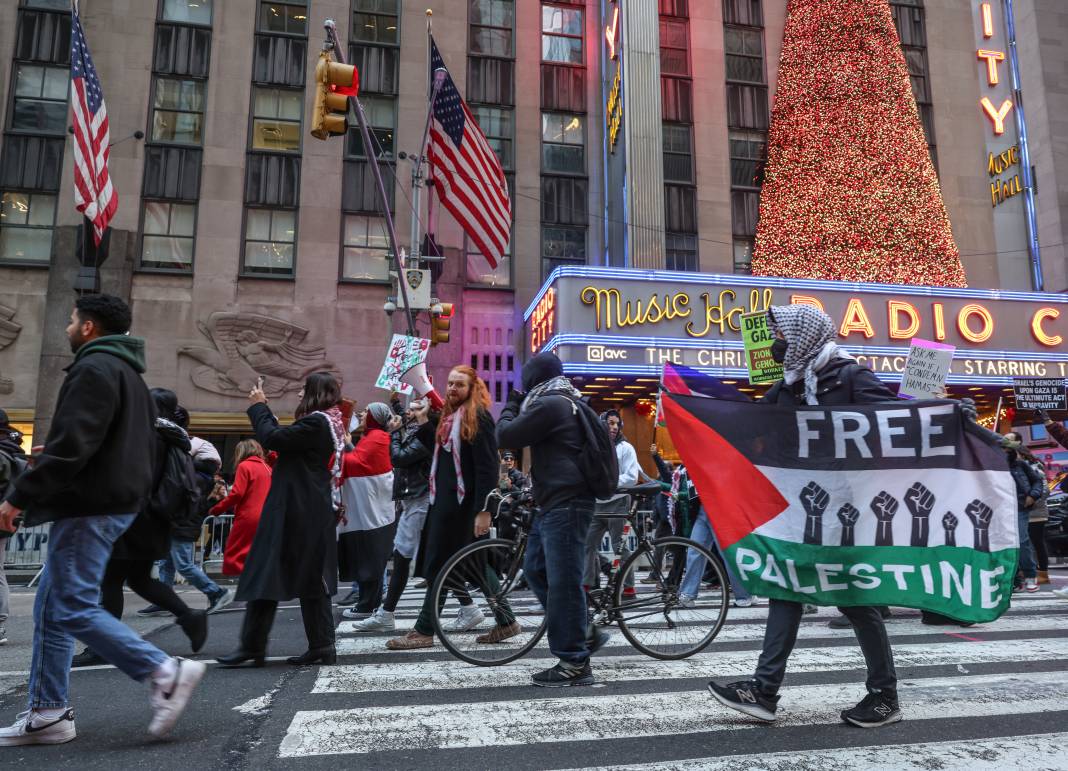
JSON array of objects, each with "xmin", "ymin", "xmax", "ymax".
[{"xmin": 211, "ymin": 439, "xmax": 272, "ymax": 575}]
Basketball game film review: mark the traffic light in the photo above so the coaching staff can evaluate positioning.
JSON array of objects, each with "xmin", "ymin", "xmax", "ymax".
[
  {"xmin": 310, "ymin": 50, "xmax": 358, "ymax": 140},
  {"xmin": 430, "ymin": 302, "xmax": 454, "ymax": 347}
]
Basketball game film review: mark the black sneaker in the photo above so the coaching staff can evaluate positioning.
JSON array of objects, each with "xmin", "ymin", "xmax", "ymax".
[
  {"xmin": 828, "ymin": 614, "xmax": 852, "ymax": 629},
  {"xmin": 137, "ymin": 604, "xmax": 170, "ymax": 617},
  {"xmin": 71, "ymin": 649, "xmax": 106, "ymax": 668},
  {"xmin": 841, "ymin": 691, "xmax": 902, "ymax": 728},
  {"xmin": 336, "ymin": 590, "xmax": 360, "ymax": 607},
  {"xmin": 707, "ymin": 680, "xmax": 779, "ymax": 722},
  {"xmin": 531, "ymin": 661, "xmax": 594, "ymax": 688},
  {"xmin": 586, "ymin": 624, "xmax": 611, "ymax": 657}
]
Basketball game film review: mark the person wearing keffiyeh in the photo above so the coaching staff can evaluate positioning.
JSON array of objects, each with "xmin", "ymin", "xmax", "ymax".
[{"xmin": 219, "ymin": 372, "xmax": 344, "ymax": 669}]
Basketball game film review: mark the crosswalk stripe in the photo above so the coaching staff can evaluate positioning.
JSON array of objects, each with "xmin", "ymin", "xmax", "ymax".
[
  {"xmin": 312, "ymin": 637, "xmax": 1068, "ymax": 693},
  {"xmin": 568, "ymin": 731, "xmax": 1068, "ymax": 771},
  {"xmin": 277, "ymin": 671, "xmax": 1068, "ymax": 757}
]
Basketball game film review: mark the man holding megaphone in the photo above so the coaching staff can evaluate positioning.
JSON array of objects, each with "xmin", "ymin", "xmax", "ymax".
[{"xmin": 399, "ymin": 362, "xmax": 445, "ymax": 411}]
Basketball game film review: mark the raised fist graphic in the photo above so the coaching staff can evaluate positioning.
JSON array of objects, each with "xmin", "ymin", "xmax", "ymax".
[
  {"xmin": 905, "ymin": 482, "xmax": 935, "ymax": 547},
  {"xmin": 871, "ymin": 491, "xmax": 898, "ymax": 546},
  {"xmin": 800, "ymin": 481, "xmax": 830, "ymax": 545},
  {"xmin": 965, "ymin": 499, "xmax": 993, "ymax": 553},
  {"xmin": 942, "ymin": 511, "xmax": 959, "ymax": 547},
  {"xmin": 837, "ymin": 503, "xmax": 860, "ymax": 546}
]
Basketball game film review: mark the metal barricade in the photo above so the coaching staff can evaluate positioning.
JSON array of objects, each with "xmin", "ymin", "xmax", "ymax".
[
  {"xmin": 196, "ymin": 514, "xmax": 233, "ymax": 573},
  {"xmin": 2, "ymin": 523, "xmax": 50, "ymax": 569}
]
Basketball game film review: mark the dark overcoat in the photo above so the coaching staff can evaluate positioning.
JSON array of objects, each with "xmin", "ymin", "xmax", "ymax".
[{"xmin": 236, "ymin": 403, "xmax": 338, "ymax": 601}]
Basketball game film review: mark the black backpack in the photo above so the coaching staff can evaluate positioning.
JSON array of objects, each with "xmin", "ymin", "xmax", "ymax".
[
  {"xmin": 149, "ymin": 442, "xmax": 202, "ymax": 523},
  {"xmin": 563, "ymin": 396, "xmax": 619, "ymax": 499}
]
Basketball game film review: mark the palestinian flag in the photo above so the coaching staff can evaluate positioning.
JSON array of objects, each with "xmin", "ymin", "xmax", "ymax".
[
  {"xmin": 663, "ymin": 393, "xmax": 1018, "ymax": 624},
  {"xmin": 662, "ymin": 362, "xmax": 748, "ymax": 401}
]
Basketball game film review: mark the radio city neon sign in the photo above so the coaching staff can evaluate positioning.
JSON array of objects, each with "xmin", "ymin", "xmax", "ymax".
[
  {"xmin": 529, "ymin": 287, "xmax": 557, "ymax": 354},
  {"xmin": 977, "ymin": 2, "xmax": 1013, "ymax": 135},
  {"xmin": 604, "ymin": 0, "xmax": 623, "ymax": 152}
]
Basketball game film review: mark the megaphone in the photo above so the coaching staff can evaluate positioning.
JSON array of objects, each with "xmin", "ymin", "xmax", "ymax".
[{"xmin": 400, "ymin": 362, "xmax": 444, "ymax": 410}]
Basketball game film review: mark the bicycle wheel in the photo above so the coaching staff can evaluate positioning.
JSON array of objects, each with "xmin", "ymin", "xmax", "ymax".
[
  {"xmin": 614, "ymin": 536, "xmax": 729, "ymax": 659},
  {"xmin": 431, "ymin": 538, "xmax": 547, "ymax": 666}
]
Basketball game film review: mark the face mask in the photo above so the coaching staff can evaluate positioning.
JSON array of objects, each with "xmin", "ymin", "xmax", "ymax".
[{"xmin": 770, "ymin": 338, "xmax": 788, "ymax": 364}]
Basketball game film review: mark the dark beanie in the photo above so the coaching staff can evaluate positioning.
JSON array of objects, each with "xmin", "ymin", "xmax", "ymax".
[
  {"xmin": 0, "ymin": 408, "xmax": 9, "ymax": 429},
  {"xmin": 521, "ymin": 351, "xmax": 564, "ymax": 391}
]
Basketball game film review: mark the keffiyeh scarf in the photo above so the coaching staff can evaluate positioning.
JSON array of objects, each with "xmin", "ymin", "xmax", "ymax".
[
  {"xmin": 313, "ymin": 406, "xmax": 347, "ymax": 511},
  {"xmin": 520, "ymin": 375, "xmax": 583, "ymax": 413},
  {"xmin": 429, "ymin": 406, "xmax": 465, "ymax": 505},
  {"xmin": 768, "ymin": 304, "xmax": 855, "ymax": 405}
]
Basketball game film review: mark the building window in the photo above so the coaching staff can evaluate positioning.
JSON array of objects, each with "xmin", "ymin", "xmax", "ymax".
[
  {"xmin": 542, "ymin": 225, "xmax": 585, "ymax": 275},
  {"xmin": 251, "ymin": 87, "xmax": 302, "ymax": 152},
  {"xmin": 140, "ymin": 201, "xmax": 195, "ymax": 271},
  {"xmin": 660, "ymin": 19, "xmax": 690, "ymax": 76},
  {"xmin": 151, "ymin": 78, "xmax": 205, "ymax": 145},
  {"xmin": 258, "ymin": 1, "xmax": 308, "ymax": 36},
  {"xmin": 0, "ymin": 191, "xmax": 55, "ymax": 263},
  {"xmin": 341, "ymin": 213, "xmax": 390, "ymax": 281},
  {"xmin": 663, "ymin": 124, "xmax": 693, "ymax": 184},
  {"xmin": 541, "ymin": 113, "xmax": 584, "ymax": 174},
  {"xmin": 541, "ymin": 5, "xmax": 583, "ymax": 64},
  {"xmin": 729, "ymin": 130, "xmax": 766, "ymax": 188},
  {"xmin": 345, "ymin": 95, "xmax": 395, "ymax": 158},
  {"xmin": 725, "ymin": 26, "xmax": 764, "ymax": 84},
  {"xmin": 10, "ymin": 63, "xmax": 68, "ymax": 134},
  {"xmin": 722, "ymin": 0, "xmax": 762, "ymax": 26},
  {"xmin": 161, "ymin": 0, "xmax": 213, "ymax": 25},
  {"xmin": 660, "ymin": 0, "xmax": 689, "ymax": 17},
  {"xmin": 22, "ymin": 0, "xmax": 71, "ymax": 9},
  {"xmin": 352, "ymin": 0, "xmax": 399, "ymax": 45},
  {"xmin": 466, "ymin": 237, "xmax": 511, "ymax": 287},
  {"xmin": 661, "ymin": 77, "xmax": 693, "ymax": 122},
  {"xmin": 731, "ymin": 190, "xmax": 760, "ymax": 237},
  {"xmin": 470, "ymin": 0, "xmax": 514, "ymax": 57},
  {"xmin": 471, "ymin": 106, "xmax": 513, "ymax": 171},
  {"xmin": 733, "ymin": 238, "xmax": 753, "ymax": 274},
  {"xmin": 666, "ymin": 233, "xmax": 698, "ymax": 272},
  {"xmin": 726, "ymin": 84, "xmax": 769, "ymax": 130},
  {"xmin": 244, "ymin": 208, "xmax": 295, "ymax": 275}
]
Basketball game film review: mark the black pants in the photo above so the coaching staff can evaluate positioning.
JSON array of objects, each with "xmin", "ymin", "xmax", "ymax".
[
  {"xmin": 1028, "ymin": 521, "xmax": 1049, "ymax": 571},
  {"xmin": 101, "ymin": 557, "xmax": 191, "ymax": 620},
  {"xmin": 241, "ymin": 596, "xmax": 335, "ymax": 653},
  {"xmin": 755, "ymin": 599, "xmax": 896, "ymax": 695},
  {"xmin": 383, "ymin": 551, "xmax": 411, "ymax": 613},
  {"xmin": 355, "ymin": 577, "xmax": 384, "ymax": 614}
]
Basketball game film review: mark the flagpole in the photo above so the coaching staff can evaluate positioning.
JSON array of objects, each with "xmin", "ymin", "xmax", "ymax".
[{"xmin": 410, "ymin": 9, "xmax": 444, "ymax": 267}]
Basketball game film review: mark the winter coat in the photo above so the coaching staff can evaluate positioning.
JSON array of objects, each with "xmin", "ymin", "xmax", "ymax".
[
  {"xmin": 7, "ymin": 336, "xmax": 155, "ymax": 525},
  {"xmin": 210, "ymin": 455, "xmax": 272, "ymax": 575},
  {"xmin": 1009, "ymin": 455, "xmax": 1045, "ymax": 511},
  {"xmin": 391, "ymin": 421, "xmax": 434, "ymax": 500},
  {"xmin": 416, "ymin": 409, "xmax": 498, "ymax": 580},
  {"xmin": 339, "ymin": 427, "xmax": 394, "ymax": 533},
  {"xmin": 236, "ymin": 403, "xmax": 338, "ymax": 601},
  {"xmin": 762, "ymin": 357, "xmax": 895, "ymax": 407}
]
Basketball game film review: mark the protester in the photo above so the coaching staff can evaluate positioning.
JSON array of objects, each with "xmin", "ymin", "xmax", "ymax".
[
  {"xmin": 645, "ymin": 445, "xmax": 675, "ymax": 581},
  {"xmin": 0, "ymin": 294, "xmax": 205, "ymax": 744},
  {"xmin": 500, "ymin": 451, "xmax": 528, "ymax": 491},
  {"xmin": 338, "ymin": 403, "xmax": 396, "ymax": 621},
  {"xmin": 218, "ymin": 372, "xmax": 344, "ymax": 667},
  {"xmin": 386, "ymin": 366, "xmax": 498, "ymax": 650},
  {"xmin": 0, "ymin": 410, "xmax": 28, "ymax": 646},
  {"xmin": 353, "ymin": 399, "xmax": 436, "ymax": 632},
  {"xmin": 1003, "ymin": 432, "xmax": 1044, "ymax": 593},
  {"xmin": 209, "ymin": 440, "xmax": 272, "ymax": 576},
  {"xmin": 708, "ymin": 304, "xmax": 901, "ymax": 728},
  {"xmin": 584, "ymin": 410, "xmax": 640, "ymax": 595},
  {"xmin": 497, "ymin": 352, "xmax": 610, "ymax": 685},
  {"xmin": 1008, "ymin": 434, "xmax": 1051, "ymax": 585},
  {"xmin": 1039, "ymin": 410, "xmax": 1067, "ymax": 592}
]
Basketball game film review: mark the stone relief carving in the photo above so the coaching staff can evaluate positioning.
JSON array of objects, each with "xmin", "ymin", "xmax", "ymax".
[
  {"xmin": 0, "ymin": 304, "xmax": 21, "ymax": 395},
  {"xmin": 178, "ymin": 312, "xmax": 338, "ymax": 397}
]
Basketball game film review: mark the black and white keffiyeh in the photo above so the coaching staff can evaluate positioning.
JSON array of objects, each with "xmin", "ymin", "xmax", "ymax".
[
  {"xmin": 520, "ymin": 375, "xmax": 583, "ymax": 414},
  {"xmin": 768, "ymin": 304, "xmax": 855, "ymax": 405}
]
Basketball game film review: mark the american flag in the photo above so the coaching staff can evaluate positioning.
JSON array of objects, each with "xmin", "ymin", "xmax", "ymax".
[
  {"xmin": 70, "ymin": 6, "xmax": 116, "ymax": 245},
  {"xmin": 427, "ymin": 38, "xmax": 511, "ymax": 270}
]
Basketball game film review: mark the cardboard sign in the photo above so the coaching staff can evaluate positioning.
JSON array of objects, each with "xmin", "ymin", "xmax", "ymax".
[
  {"xmin": 375, "ymin": 334, "xmax": 430, "ymax": 394},
  {"xmin": 899, "ymin": 338, "xmax": 955, "ymax": 400},
  {"xmin": 740, "ymin": 311, "xmax": 784, "ymax": 384},
  {"xmin": 1012, "ymin": 377, "xmax": 1067, "ymax": 411}
]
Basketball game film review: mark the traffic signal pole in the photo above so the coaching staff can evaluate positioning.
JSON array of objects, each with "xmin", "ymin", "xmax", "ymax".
[{"xmin": 322, "ymin": 19, "xmax": 417, "ymax": 338}]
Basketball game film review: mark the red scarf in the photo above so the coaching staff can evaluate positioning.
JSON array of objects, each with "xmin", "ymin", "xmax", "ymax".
[{"xmin": 429, "ymin": 406, "xmax": 465, "ymax": 505}]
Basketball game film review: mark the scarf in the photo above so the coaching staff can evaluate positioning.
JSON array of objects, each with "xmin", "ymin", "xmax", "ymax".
[
  {"xmin": 312, "ymin": 406, "xmax": 346, "ymax": 511},
  {"xmin": 429, "ymin": 405, "xmax": 465, "ymax": 505},
  {"xmin": 520, "ymin": 375, "xmax": 583, "ymax": 414},
  {"xmin": 768, "ymin": 304, "xmax": 855, "ymax": 405},
  {"xmin": 667, "ymin": 466, "xmax": 682, "ymax": 534}
]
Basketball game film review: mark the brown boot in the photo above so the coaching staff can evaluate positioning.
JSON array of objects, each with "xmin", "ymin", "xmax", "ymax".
[
  {"xmin": 475, "ymin": 622, "xmax": 521, "ymax": 644},
  {"xmin": 386, "ymin": 630, "xmax": 434, "ymax": 650},
  {"xmin": 1038, "ymin": 570, "xmax": 1050, "ymax": 585}
]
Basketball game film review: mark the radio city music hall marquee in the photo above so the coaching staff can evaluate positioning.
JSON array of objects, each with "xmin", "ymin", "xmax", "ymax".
[{"xmin": 524, "ymin": 267, "xmax": 1068, "ymax": 384}]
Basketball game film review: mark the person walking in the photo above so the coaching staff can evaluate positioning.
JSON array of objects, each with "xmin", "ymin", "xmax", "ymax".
[
  {"xmin": 708, "ymin": 304, "xmax": 900, "ymax": 729},
  {"xmin": 385, "ymin": 366, "xmax": 498, "ymax": 651},
  {"xmin": 337, "ymin": 403, "xmax": 396, "ymax": 621},
  {"xmin": 0, "ymin": 410, "xmax": 28, "ymax": 646},
  {"xmin": 500, "ymin": 451, "xmax": 528, "ymax": 491},
  {"xmin": 352, "ymin": 399, "xmax": 436, "ymax": 632},
  {"xmin": 209, "ymin": 440, "xmax": 272, "ymax": 576},
  {"xmin": 219, "ymin": 372, "xmax": 345, "ymax": 667},
  {"xmin": 0, "ymin": 294, "xmax": 205, "ymax": 744},
  {"xmin": 497, "ymin": 352, "xmax": 611, "ymax": 685},
  {"xmin": 584, "ymin": 410, "xmax": 640, "ymax": 595},
  {"xmin": 1003, "ymin": 433, "xmax": 1045, "ymax": 593}
]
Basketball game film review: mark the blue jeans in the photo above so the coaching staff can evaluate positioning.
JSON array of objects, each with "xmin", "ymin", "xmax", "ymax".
[
  {"xmin": 28, "ymin": 514, "xmax": 168, "ymax": 709},
  {"xmin": 1017, "ymin": 510, "xmax": 1038, "ymax": 579},
  {"xmin": 524, "ymin": 499, "xmax": 595, "ymax": 665},
  {"xmin": 158, "ymin": 539, "xmax": 222, "ymax": 598},
  {"xmin": 680, "ymin": 509, "xmax": 750, "ymax": 602}
]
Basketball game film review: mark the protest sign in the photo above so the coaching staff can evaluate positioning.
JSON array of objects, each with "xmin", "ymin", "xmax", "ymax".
[
  {"xmin": 1012, "ymin": 377, "xmax": 1067, "ymax": 411},
  {"xmin": 899, "ymin": 338, "xmax": 955, "ymax": 400},
  {"xmin": 740, "ymin": 311, "xmax": 784, "ymax": 385},
  {"xmin": 375, "ymin": 334, "xmax": 430, "ymax": 394}
]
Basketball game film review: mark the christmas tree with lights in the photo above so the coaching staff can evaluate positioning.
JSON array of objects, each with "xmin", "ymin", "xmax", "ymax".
[{"xmin": 751, "ymin": 0, "xmax": 967, "ymax": 287}]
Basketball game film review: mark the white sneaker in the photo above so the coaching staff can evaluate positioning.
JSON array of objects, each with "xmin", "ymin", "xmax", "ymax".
[
  {"xmin": 733, "ymin": 597, "xmax": 754, "ymax": 608},
  {"xmin": 341, "ymin": 607, "xmax": 372, "ymax": 621},
  {"xmin": 353, "ymin": 608, "xmax": 395, "ymax": 632},
  {"xmin": 446, "ymin": 604, "xmax": 485, "ymax": 632},
  {"xmin": 0, "ymin": 709, "xmax": 76, "ymax": 746},
  {"xmin": 1025, "ymin": 578, "xmax": 1039, "ymax": 592},
  {"xmin": 148, "ymin": 658, "xmax": 206, "ymax": 738},
  {"xmin": 677, "ymin": 595, "xmax": 696, "ymax": 609},
  {"xmin": 207, "ymin": 588, "xmax": 234, "ymax": 614},
  {"xmin": 1053, "ymin": 588, "xmax": 1068, "ymax": 600}
]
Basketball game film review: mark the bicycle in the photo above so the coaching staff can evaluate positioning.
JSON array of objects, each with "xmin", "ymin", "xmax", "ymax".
[{"xmin": 430, "ymin": 483, "xmax": 730, "ymax": 666}]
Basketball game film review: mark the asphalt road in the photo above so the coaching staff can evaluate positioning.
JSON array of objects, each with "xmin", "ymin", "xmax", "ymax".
[{"xmin": 2, "ymin": 578, "xmax": 1068, "ymax": 770}]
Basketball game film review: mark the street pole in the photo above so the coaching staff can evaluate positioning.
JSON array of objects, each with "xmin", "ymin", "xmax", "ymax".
[
  {"xmin": 323, "ymin": 19, "xmax": 416, "ymax": 337},
  {"xmin": 409, "ymin": 10, "xmax": 446, "ymax": 268}
]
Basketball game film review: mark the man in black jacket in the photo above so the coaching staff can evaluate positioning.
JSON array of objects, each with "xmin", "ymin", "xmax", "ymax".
[
  {"xmin": 498, "ymin": 352, "xmax": 608, "ymax": 687},
  {"xmin": 0, "ymin": 295, "xmax": 205, "ymax": 746},
  {"xmin": 0, "ymin": 409, "xmax": 26, "ymax": 646}
]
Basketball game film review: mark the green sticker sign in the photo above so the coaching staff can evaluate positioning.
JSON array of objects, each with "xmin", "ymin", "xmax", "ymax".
[{"xmin": 741, "ymin": 311, "xmax": 784, "ymax": 385}]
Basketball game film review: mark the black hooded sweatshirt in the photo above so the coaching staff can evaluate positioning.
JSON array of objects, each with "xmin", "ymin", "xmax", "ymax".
[{"xmin": 496, "ymin": 352, "xmax": 591, "ymax": 512}]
